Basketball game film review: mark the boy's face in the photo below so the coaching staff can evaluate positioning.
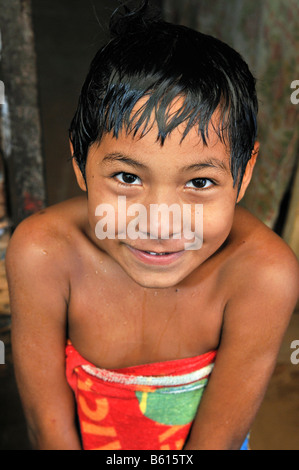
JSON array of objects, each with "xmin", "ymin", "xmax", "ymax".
[{"xmin": 73, "ymin": 111, "xmax": 257, "ymax": 289}]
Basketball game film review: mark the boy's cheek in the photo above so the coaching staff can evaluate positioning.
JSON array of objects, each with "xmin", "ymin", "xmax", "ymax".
[
  {"xmin": 86, "ymin": 187, "xmax": 236, "ymax": 247},
  {"xmin": 202, "ymin": 204, "xmax": 235, "ymax": 239}
]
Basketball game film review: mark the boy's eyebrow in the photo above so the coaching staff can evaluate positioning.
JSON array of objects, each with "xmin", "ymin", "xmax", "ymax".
[
  {"xmin": 102, "ymin": 152, "xmax": 229, "ymax": 173},
  {"xmin": 102, "ymin": 152, "xmax": 147, "ymax": 170},
  {"xmin": 181, "ymin": 158, "xmax": 230, "ymax": 173}
]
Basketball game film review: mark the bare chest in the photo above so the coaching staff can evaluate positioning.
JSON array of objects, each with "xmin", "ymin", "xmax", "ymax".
[{"xmin": 67, "ymin": 255, "xmax": 226, "ymax": 369}]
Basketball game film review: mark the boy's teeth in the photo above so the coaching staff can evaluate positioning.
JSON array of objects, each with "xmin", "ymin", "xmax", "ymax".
[{"xmin": 147, "ymin": 251, "xmax": 168, "ymax": 255}]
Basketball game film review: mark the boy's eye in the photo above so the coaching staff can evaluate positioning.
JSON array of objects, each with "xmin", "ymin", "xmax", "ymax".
[
  {"xmin": 114, "ymin": 172, "xmax": 141, "ymax": 185},
  {"xmin": 185, "ymin": 178, "xmax": 214, "ymax": 190}
]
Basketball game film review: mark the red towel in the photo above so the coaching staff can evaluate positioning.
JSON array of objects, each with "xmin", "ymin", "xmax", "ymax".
[{"xmin": 65, "ymin": 341, "xmax": 217, "ymax": 450}]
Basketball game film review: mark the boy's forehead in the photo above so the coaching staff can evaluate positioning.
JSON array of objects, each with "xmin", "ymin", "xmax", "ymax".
[
  {"xmin": 98, "ymin": 96, "xmax": 230, "ymax": 154},
  {"xmin": 89, "ymin": 120, "xmax": 231, "ymax": 174},
  {"xmin": 85, "ymin": 95, "xmax": 232, "ymax": 173},
  {"xmin": 129, "ymin": 95, "xmax": 225, "ymax": 138}
]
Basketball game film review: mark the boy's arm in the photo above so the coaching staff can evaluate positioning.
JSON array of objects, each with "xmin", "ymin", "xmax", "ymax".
[
  {"xmin": 184, "ymin": 244, "xmax": 299, "ymax": 450},
  {"xmin": 5, "ymin": 216, "xmax": 81, "ymax": 450}
]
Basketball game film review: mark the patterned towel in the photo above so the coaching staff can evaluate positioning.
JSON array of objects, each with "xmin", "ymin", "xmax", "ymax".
[{"xmin": 65, "ymin": 341, "xmax": 217, "ymax": 450}]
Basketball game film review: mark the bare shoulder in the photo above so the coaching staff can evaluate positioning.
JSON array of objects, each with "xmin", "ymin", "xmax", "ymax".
[
  {"xmin": 6, "ymin": 196, "xmax": 86, "ymax": 250},
  {"xmin": 5, "ymin": 196, "xmax": 87, "ymax": 293},
  {"xmin": 226, "ymin": 205, "xmax": 299, "ymax": 317},
  {"xmin": 232, "ymin": 205, "xmax": 299, "ymax": 274}
]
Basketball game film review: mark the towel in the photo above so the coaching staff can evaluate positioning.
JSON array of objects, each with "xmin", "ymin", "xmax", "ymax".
[{"xmin": 65, "ymin": 341, "xmax": 217, "ymax": 450}]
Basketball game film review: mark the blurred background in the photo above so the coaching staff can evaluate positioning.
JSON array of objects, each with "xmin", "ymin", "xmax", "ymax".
[{"xmin": 0, "ymin": 0, "xmax": 298, "ymax": 449}]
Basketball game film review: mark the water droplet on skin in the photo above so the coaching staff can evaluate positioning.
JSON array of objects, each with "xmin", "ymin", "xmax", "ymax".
[
  {"xmin": 154, "ymin": 291, "xmax": 158, "ymax": 296},
  {"xmin": 42, "ymin": 250, "xmax": 48, "ymax": 255},
  {"xmin": 95, "ymin": 270, "xmax": 98, "ymax": 274}
]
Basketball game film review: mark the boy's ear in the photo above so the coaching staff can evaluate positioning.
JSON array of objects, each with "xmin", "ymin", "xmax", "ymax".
[
  {"xmin": 236, "ymin": 141, "xmax": 259, "ymax": 203},
  {"xmin": 69, "ymin": 139, "xmax": 87, "ymax": 192}
]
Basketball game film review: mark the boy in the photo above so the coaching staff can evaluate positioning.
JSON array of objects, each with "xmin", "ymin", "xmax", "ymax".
[{"xmin": 5, "ymin": 1, "xmax": 299, "ymax": 450}]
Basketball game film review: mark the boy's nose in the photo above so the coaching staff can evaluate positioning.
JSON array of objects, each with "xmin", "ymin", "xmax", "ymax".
[{"xmin": 135, "ymin": 190, "xmax": 184, "ymax": 240}]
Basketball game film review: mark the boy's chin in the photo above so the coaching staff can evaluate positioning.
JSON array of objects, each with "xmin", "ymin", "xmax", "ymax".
[{"xmin": 123, "ymin": 270, "xmax": 184, "ymax": 290}]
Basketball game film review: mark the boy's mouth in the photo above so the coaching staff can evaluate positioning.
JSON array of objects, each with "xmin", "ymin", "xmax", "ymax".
[
  {"xmin": 144, "ymin": 251, "xmax": 173, "ymax": 255},
  {"xmin": 125, "ymin": 245, "xmax": 185, "ymax": 265}
]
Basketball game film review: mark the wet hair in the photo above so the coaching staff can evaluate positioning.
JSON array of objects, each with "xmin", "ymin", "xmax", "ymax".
[{"xmin": 69, "ymin": 0, "xmax": 258, "ymax": 196}]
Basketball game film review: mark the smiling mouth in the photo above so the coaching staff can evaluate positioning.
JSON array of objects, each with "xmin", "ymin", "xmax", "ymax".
[
  {"xmin": 144, "ymin": 251, "xmax": 176, "ymax": 256},
  {"xmin": 125, "ymin": 245, "xmax": 185, "ymax": 265}
]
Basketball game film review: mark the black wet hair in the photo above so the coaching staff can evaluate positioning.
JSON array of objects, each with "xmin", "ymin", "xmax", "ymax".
[{"xmin": 69, "ymin": 0, "xmax": 258, "ymax": 196}]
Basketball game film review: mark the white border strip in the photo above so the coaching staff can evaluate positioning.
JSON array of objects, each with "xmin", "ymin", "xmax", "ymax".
[{"xmin": 81, "ymin": 362, "xmax": 214, "ymax": 387}]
